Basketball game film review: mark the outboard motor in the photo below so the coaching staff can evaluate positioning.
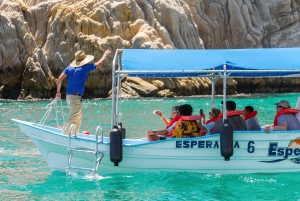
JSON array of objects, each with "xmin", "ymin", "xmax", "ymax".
[
  {"xmin": 110, "ymin": 127, "xmax": 123, "ymax": 166},
  {"xmin": 220, "ymin": 119, "xmax": 233, "ymax": 161},
  {"xmin": 118, "ymin": 122, "xmax": 126, "ymax": 139}
]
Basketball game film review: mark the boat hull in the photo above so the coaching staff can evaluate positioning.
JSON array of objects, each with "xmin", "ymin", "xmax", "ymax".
[{"xmin": 12, "ymin": 119, "xmax": 300, "ymax": 175}]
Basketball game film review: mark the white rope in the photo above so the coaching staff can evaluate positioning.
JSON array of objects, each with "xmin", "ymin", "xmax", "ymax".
[{"xmin": 39, "ymin": 98, "xmax": 66, "ymax": 129}]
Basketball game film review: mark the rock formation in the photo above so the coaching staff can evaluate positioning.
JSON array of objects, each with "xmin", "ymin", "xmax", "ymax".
[{"xmin": 1, "ymin": 0, "xmax": 300, "ymax": 99}]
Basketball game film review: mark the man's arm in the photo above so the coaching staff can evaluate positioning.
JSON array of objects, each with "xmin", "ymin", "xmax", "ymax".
[
  {"xmin": 147, "ymin": 130, "xmax": 168, "ymax": 136},
  {"xmin": 264, "ymin": 116, "xmax": 288, "ymax": 132},
  {"xmin": 155, "ymin": 110, "xmax": 169, "ymax": 126},
  {"xmin": 273, "ymin": 124, "xmax": 288, "ymax": 130},
  {"xmin": 274, "ymin": 116, "xmax": 288, "ymax": 130},
  {"xmin": 265, "ymin": 123, "xmax": 287, "ymax": 133},
  {"xmin": 56, "ymin": 73, "xmax": 67, "ymax": 98},
  {"xmin": 95, "ymin": 49, "xmax": 111, "ymax": 68}
]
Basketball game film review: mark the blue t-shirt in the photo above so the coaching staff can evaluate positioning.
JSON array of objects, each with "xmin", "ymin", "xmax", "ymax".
[
  {"xmin": 277, "ymin": 114, "xmax": 300, "ymax": 130},
  {"xmin": 63, "ymin": 63, "xmax": 96, "ymax": 95},
  {"xmin": 204, "ymin": 122, "xmax": 215, "ymax": 134},
  {"xmin": 167, "ymin": 121, "xmax": 178, "ymax": 132},
  {"xmin": 245, "ymin": 117, "xmax": 261, "ymax": 131}
]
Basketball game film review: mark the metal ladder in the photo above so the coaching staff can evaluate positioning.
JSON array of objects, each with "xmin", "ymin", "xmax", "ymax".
[{"xmin": 66, "ymin": 124, "xmax": 104, "ymax": 175}]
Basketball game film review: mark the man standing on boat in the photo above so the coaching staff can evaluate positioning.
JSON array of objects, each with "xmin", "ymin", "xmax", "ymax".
[
  {"xmin": 211, "ymin": 100, "xmax": 246, "ymax": 134},
  {"xmin": 55, "ymin": 49, "xmax": 111, "ymax": 135}
]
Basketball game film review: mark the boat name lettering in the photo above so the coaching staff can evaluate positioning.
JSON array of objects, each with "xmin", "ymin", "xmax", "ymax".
[
  {"xmin": 269, "ymin": 142, "xmax": 300, "ymax": 159},
  {"xmin": 176, "ymin": 140, "xmax": 241, "ymax": 149}
]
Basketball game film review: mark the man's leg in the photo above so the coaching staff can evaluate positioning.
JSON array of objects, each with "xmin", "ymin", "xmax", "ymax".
[
  {"xmin": 146, "ymin": 133, "xmax": 160, "ymax": 142},
  {"xmin": 62, "ymin": 95, "xmax": 83, "ymax": 135}
]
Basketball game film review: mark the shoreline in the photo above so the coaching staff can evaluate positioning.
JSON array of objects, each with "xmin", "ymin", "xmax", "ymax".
[{"xmin": 0, "ymin": 92, "xmax": 296, "ymax": 101}]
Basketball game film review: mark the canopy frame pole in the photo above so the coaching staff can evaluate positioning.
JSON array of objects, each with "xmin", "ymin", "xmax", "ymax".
[
  {"xmin": 111, "ymin": 49, "xmax": 123, "ymax": 129},
  {"xmin": 211, "ymin": 79, "xmax": 215, "ymax": 109},
  {"xmin": 222, "ymin": 64, "xmax": 227, "ymax": 121},
  {"xmin": 208, "ymin": 73, "xmax": 219, "ymax": 109},
  {"xmin": 115, "ymin": 73, "xmax": 121, "ymax": 125}
]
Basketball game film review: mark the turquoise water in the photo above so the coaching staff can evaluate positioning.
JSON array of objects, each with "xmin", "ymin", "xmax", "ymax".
[{"xmin": 1, "ymin": 93, "xmax": 300, "ymax": 200}]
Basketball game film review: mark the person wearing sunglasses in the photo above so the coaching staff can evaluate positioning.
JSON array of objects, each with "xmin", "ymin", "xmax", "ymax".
[
  {"xmin": 153, "ymin": 106, "xmax": 180, "ymax": 128},
  {"xmin": 148, "ymin": 106, "xmax": 181, "ymax": 141},
  {"xmin": 199, "ymin": 108, "xmax": 221, "ymax": 135},
  {"xmin": 265, "ymin": 100, "xmax": 300, "ymax": 132},
  {"xmin": 147, "ymin": 104, "xmax": 198, "ymax": 141}
]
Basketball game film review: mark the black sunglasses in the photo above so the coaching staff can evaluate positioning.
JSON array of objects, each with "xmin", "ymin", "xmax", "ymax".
[{"xmin": 277, "ymin": 105, "xmax": 285, "ymax": 109}]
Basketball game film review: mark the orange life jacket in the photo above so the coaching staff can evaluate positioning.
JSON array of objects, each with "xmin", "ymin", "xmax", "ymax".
[
  {"xmin": 200, "ymin": 110, "xmax": 244, "ymax": 135},
  {"xmin": 168, "ymin": 115, "xmax": 202, "ymax": 136},
  {"xmin": 218, "ymin": 110, "xmax": 245, "ymax": 119},
  {"xmin": 273, "ymin": 108, "xmax": 300, "ymax": 126},
  {"xmin": 166, "ymin": 115, "xmax": 182, "ymax": 129},
  {"xmin": 244, "ymin": 110, "xmax": 257, "ymax": 121}
]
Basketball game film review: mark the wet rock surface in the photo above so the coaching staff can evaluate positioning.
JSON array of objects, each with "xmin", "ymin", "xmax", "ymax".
[{"xmin": 1, "ymin": 0, "xmax": 300, "ymax": 99}]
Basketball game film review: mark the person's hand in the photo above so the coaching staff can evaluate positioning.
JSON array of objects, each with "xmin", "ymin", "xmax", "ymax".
[
  {"xmin": 155, "ymin": 110, "xmax": 162, "ymax": 117},
  {"xmin": 56, "ymin": 92, "xmax": 61, "ymax": 99},
  {"xmin": 265, "ymin": 126, "xmax": 273, "ymax": 133}
]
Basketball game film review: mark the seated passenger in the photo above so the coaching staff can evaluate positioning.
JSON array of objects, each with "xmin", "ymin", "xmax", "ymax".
[
  {"xmin": 199, "ymin": 108, "xmax": 221, "ymax": 135},
  {"xmin": 170, "ymin": 104, "xmax": 201, "ymax": 138},
  {"xmin": 243, "ymin": 106, "xmax": 261, "ymax": 131},
  {"xmin": 211, "ymin": 100, "xmax": 246, "ymax": 134},
  {"xmin": 147, "ymin": 105, "xmax": 182, "ymax": 142},
  {"xmin": 153, "ymin": 106, "xmax": 180, "ymax": 128},
  {"xmin": 265, "ymin": 100, "xmax": 300, "ymax": 132},
  {"xmin": 147, "ymin": 104, "xmax": 200, "ymax": 141}
]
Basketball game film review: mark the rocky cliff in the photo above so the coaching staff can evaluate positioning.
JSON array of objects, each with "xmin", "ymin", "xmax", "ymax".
[{"xmin": 1, "ymin": 0, "xmax": 300, "ymax": 99}]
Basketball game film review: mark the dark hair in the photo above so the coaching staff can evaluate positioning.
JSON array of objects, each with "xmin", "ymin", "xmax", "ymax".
[
  {"xmin": 244, "ymin": 106, "xmax": 254, "ymax": 113},
  {"xmin": 178, "ymin": 104, "xmax": 193, "ymax": 116}
]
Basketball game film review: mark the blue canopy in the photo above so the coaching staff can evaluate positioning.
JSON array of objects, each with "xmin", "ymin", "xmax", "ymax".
[{"xmin": 119, "ymin": 48, "xmax": 300, "ymax": 78}]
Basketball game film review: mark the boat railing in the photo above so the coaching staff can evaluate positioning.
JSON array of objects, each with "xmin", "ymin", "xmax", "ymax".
[
  {"xmin": 66, "ymin": 124, "xmax": 104, "ymax": 175},
  {"xmin": 68, "ymin": 124, "xmax": 77, "ymax": 139},
  {"xmin": 95, "ymin": 125, "xmax": 104, "ymax": 144}
]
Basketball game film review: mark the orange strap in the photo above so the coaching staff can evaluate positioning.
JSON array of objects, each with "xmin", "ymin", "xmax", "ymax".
[
  {"xmin": 218, "ymin": 110, "xmax": 245, "ymax": 119},
  {"xmin": 244, "ymin": 110, "xmax": 257, "ymax": 121},
  {"xmin": 168, "ymin": 115, "xmax": 203, "ymax": 136}
]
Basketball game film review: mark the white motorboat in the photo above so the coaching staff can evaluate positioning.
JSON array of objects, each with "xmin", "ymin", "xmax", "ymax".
[{"xmin": 12, "ymin": 48, "xmax": 300, "ymax": 175}]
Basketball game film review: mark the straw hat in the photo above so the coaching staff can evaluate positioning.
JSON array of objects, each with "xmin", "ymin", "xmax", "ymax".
[{"xmin": 70, "ymin": 50, "xmax": 94, "ymax": 67}]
